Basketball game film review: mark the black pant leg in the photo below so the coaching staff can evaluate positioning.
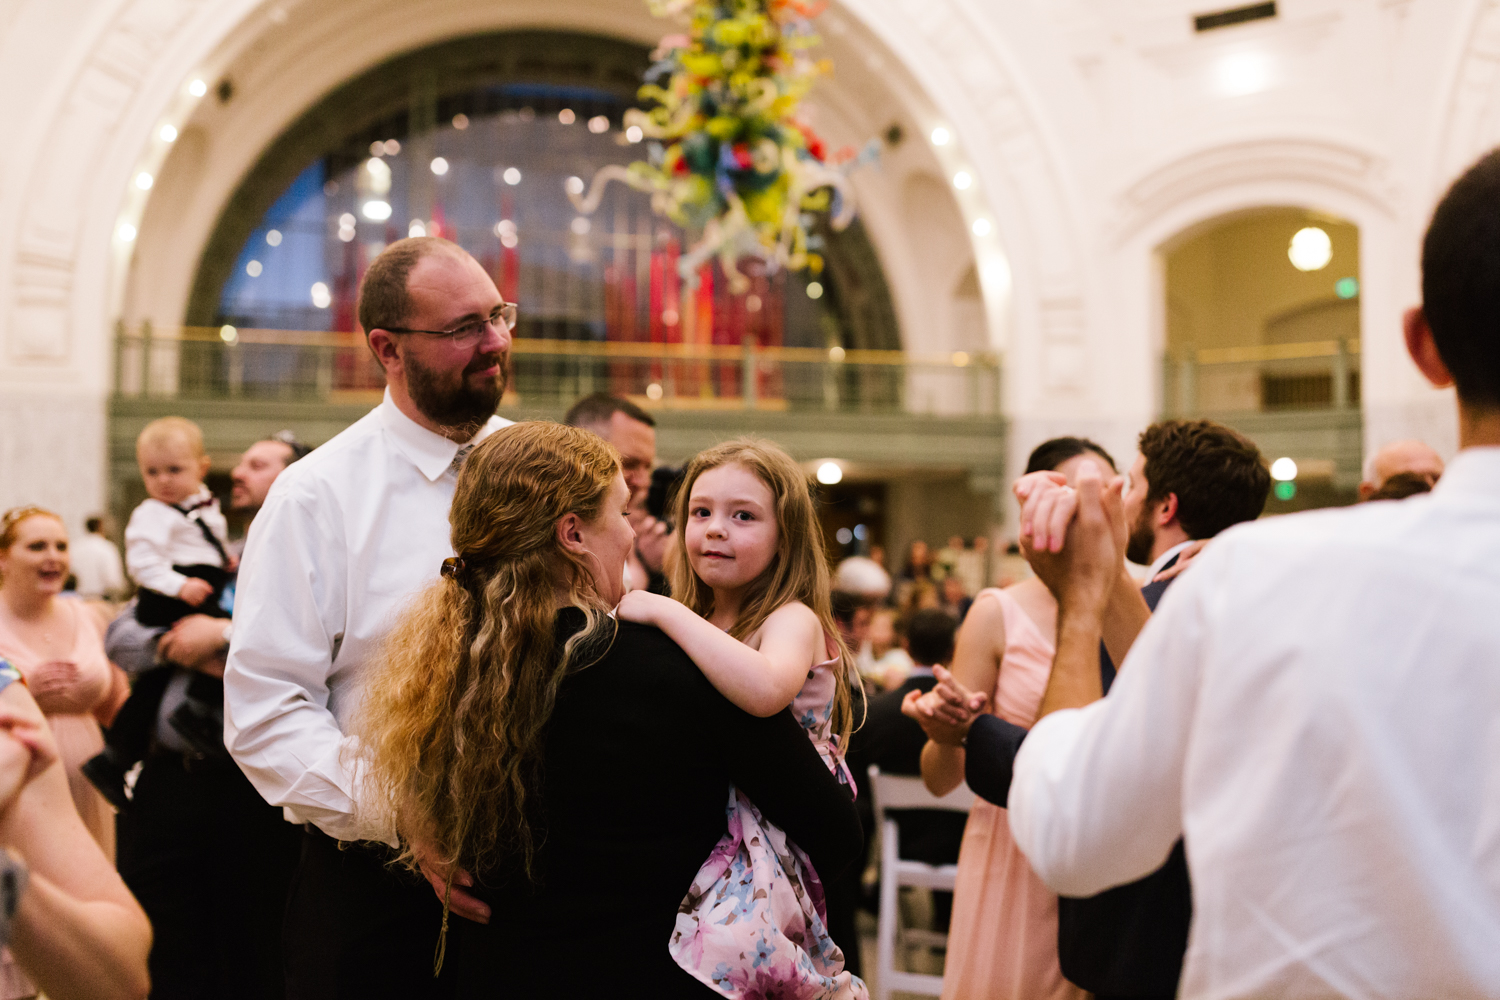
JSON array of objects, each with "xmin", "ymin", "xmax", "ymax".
[
  {"xmin": 283, "ymin": 829, "xmax": 454, "ymax": 1000},
  {"xmin": 118, "ymin": 755, "xmax": 302, "ymax": 1000},
  {"xmin": 104, "ymin": 666, "xmax": 175, "ymax": 760},
  {"xmin": 213, "ymin": 768, "xmax": 302, "ymax": 1000},
  {"xmin": 823, "ymin": 859, "xmax": 864, "ymax": 977},
  {"xmin": 117, "ymin": 756, "xmax": 218, "ymax": 999}
]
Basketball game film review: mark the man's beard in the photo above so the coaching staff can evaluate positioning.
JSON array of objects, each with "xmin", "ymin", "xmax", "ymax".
[
  {"xmin": 405, "ymin": 350, "xmax": 507, "ymax": 436},
  {"xmin": 1125, "ymin": 502, "xmax": 1156, "ymax": 566}
]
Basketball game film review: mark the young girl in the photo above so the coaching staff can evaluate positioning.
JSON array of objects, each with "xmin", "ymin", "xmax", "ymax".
[{"xmin": 617, "ymin": 438, "xmax": 867, "ymax": 1000}]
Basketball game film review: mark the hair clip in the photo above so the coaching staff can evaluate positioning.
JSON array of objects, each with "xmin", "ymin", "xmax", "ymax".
[{"xmin": 440, "ymin": 556, "xmax": 466, "ymax": 579}]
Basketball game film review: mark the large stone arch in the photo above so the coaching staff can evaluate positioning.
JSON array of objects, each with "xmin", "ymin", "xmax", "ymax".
[{"xmin": 0, "ymin": 0, "xmax": 1091, "ymax": 528}]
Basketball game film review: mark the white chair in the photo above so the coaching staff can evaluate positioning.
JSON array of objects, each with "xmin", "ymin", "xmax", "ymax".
[{"xmin": 867, "ymin": 765, "xmax": 975, "ymax": 1000}]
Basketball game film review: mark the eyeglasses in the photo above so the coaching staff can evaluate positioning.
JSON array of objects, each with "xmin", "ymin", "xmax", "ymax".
[{"xmin": 384, "ymin": 302, "xmax": 518, "ymax": 348}]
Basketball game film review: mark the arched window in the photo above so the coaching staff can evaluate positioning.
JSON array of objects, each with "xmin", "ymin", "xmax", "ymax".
[{"xmin": 189, "ymin": 30, "xmax": 900, "ymax": 402}]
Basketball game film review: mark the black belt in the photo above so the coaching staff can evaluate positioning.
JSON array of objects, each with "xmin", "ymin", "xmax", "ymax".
[
  {"xmin": 301, "ymin": 822, "xmax": 405, "ymax": 864},
  {"xmin": 145, "ymin": 747, "xmax": 236, "ymax": 775}
]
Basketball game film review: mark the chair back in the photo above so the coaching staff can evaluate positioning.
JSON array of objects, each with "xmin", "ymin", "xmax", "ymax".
[
  {"xmin": 867, "ymin": 765, "xmax": 975, "ymax": 1000},
  {"xmin": 868, "ymin": 766, "xmax": 975, "ymax": 822}
]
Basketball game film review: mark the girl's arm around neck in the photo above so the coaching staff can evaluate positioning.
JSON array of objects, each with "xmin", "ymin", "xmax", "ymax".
[{"xmin": 616, "ymin": 592, "xmax": 820, "ymax": 717}]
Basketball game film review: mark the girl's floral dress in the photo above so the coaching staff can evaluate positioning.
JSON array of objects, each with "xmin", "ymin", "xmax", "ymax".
[{"xmin": 669, "ymin": 639, "xmax": 868, "ymax": 999}]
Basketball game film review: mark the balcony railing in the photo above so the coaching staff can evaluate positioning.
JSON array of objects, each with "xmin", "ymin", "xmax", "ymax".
[
  {"xmin": 112, "ymin": 324, "xmax": 1003, "ymax": 417},
  {"xmin": 1163, "ymin": 337, "xmax": 1360, "ymax": 416}
]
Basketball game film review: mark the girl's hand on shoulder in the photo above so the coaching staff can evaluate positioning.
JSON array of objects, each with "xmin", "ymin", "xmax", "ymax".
[{"xmin": 616, "ymin": 589, "xmax": 674, "ymax": 627}]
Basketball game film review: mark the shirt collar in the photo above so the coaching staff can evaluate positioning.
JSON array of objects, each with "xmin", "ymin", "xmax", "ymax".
[
  {"xmin": 1146, "ymin": 540, "xmax": 1194, "ymax": 582},
  {"xmin": 908, "ymin": 665, "xmax": 936, "ymax": 679},
  {"xmin": 1430, "ymin": 445, "xmax": 1500, "ymax": 500},
  {"xmin": 377, "ymin": 388, "xmax": 503, "ymax": 482}
]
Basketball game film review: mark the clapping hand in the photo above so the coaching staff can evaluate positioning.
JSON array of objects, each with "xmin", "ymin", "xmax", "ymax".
[
  {"xmin": 26, "ymin": 659, "xmax": 91, "ymax": 714},
  {"xmin": 901, "ymin": 666, "xmax": 987, "ymax": 747}
]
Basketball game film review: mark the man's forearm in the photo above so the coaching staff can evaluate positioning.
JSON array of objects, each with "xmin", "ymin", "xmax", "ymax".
[
  {"xmin": 1036, "ymin": 607, "xmax": 1105, "ymax": 720},
  {"xmin": 1100, "ymin": 569, "xmax": 1151, "ymax": 670}
]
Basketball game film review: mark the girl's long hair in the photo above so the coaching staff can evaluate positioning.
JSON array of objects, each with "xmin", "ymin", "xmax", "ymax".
[
  {"xmin": 352, "ymin": 422, "xmax": 621, "ymax": 880},
  {"xmin": 667, "ymin": 437, "xmax": 861, "ymax": 745}
]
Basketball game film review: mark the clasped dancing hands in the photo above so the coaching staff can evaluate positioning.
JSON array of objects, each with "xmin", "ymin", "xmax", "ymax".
[{"xmin": 1016, "ymin": 464, "xmax": 1125, "ymax": 618}]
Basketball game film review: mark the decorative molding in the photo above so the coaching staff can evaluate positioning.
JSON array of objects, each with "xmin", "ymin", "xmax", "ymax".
[
  {"xmin": 1110, "ymin": 137, "xmax": 1397, "ymax": 248},
  {"xmin": 1437, "ymin": 0, "xmax": 1500, "ymax": 191},
  {"xmin": 6, "ymin": 0, "xmax": 199, "ymax": 365}
]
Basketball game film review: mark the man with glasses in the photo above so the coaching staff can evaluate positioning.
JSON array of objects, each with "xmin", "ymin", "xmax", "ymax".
[{"xmin": 226, "ymin": 237, "xmax": 514, "ymax": 999}]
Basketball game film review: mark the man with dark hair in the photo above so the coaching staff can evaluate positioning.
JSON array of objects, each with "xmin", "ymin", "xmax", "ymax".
[
  {"xmin": 110, "ymin": 431, "xmax": 310, "ymax": 1000},
  {"xmin": 227, "ymin": 237, "xmax": 514, "ymax": 998},
  {"xmin": 1004, "ymin": 149, "xmax": 1500, "ymax": 996},
  {"xmin": 70, "ymin": 513, "xmax": 125, "ymax": 600},
  {"xmin": 564, "ymin": 393, "xmax": 668, "ymax": 591},
  {"xmin": 1124, "ymin": 419, "xmax": 1270, "ymax": 577}
]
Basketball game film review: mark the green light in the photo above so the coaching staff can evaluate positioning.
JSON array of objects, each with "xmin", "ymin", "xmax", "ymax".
[
  {"xmin": 1335, "ymin": 277, "xmax": 1359, "ymax": 299},
  {"xmin": 1274, "ymin": 480, "xmax": 1297, "ymax": 501}
]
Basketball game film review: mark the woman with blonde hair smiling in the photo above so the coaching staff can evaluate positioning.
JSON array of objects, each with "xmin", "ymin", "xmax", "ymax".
[
  {"xmin": 353, "ymin": 422, "xmax": 860, "ymax": 996},
  {"xmin": 0, "ymin": 508, "xmax": 118, "ymax": 857}
]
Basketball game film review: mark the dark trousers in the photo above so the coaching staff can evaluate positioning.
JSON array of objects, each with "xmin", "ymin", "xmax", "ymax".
[
  {"xmin": 116, "ymin": 752, "xmax": 302, "ymax": 1000},
  {"xmin": 105, "ymin": 669, "xmax": 223, "ymax": 765},
  {"xmin": 283, "ymin": 827, "xmax": 453, "ymax": 1000}
]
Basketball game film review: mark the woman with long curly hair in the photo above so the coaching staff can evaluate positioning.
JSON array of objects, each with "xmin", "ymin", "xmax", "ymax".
[{"xmin": 352, "ymin": 422, "xmax": 861, "ymax": 997}]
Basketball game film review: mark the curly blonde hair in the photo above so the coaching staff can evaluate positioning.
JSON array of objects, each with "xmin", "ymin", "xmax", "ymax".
[
  {"xmin": 352, "ymin": 422, "xmax": 621, "ymax": 880},
  {"xmin": 668, "ymin": 437, "xmax": 860, "ymax": 746}
]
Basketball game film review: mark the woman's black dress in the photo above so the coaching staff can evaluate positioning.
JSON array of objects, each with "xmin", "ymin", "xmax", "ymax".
[{"xmin": 452, "ymin": 616, "xmax": 863, "ymax": 998}]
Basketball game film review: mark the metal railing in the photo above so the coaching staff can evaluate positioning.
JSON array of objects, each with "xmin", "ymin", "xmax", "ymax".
[
  {"xmin": 1163, "ymin": 337, "xmax": 1360, "ymax": 415},
  {"xmin": 113, "ymin": 324, "xmax": 1003, "ymax": 417}
]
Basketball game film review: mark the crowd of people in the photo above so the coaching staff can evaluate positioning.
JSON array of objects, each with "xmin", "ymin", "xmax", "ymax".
[{"xmin": 0, "ymin": 147, "xmax": 1497, "ymax": 1000}]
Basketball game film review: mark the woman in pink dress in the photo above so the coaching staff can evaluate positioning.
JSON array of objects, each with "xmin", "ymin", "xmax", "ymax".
[
  {"xmin": 0, "ymin": 508, "xmax": 117, "ymax": 860},
  {"xmin": 917, "ymin": 439, "xmax": 1116, "ymax": 1000}
]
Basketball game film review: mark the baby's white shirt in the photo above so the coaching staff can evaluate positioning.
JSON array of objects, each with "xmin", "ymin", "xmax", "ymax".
[{"xmin": 123, "ymin": 487, "xmax": 230, "ymax": 598}]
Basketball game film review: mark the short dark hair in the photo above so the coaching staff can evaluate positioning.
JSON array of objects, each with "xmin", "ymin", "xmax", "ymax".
[
  {"xmin": 85, "ymin": 517, "xmax": 103, "ymax": 534},
  {"xmin": 830, "ymin": 590, "xmax": 872, "ymax": 628},
  {"xmin": 1025, "ymin": 436, "xmax": 1117, "ymax": 475},
  {"xmin": 906, "ymin": 609, "xmax": 957, "ymax": 667},
  {"xmin": 1422, "ymin": 148, "xmax": 1500, "ymax": 408},
  {"xmin": 1139, "ymin": 419, "xmax": 1270, "ymax": 540},
  {"xmin": 268, "ymin": 430, "xmax": 312, "ymax": 463},
  {"xmin": 356, "ymin": 237, "xmax": 466, "ymax": 336},
  {"xmin": 563, "ymin": 393, "xmax": 656, "ymax": 430}
]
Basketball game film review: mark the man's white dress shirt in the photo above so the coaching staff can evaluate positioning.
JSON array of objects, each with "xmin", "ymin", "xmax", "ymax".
[
  {"xmin": 70, "ymin": 532, "xmax": 126, "ymax": 599},
  {"xmin": 124, "ymin": 488, "xmax": 230, "ymax": 596},
  {"xmin": 225, "ymin": 391, "xmax": 509, "ymax": 843},
  {"xmin": 1009, "ymin": 447, "xmax": 1500, "ymax": 999}
]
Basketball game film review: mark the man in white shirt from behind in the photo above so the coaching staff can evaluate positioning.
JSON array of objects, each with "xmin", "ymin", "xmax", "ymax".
[
  {"xmin": 225, "ymin": 236, "xmax": 514, "ymax": 999},
  {"xmin": 1006, "ymin": 148, "xmax": 1500, "ymax": 999},
  {"xmin": 69, "ymin": 516, "xmax": 125, "ymax": 601}
]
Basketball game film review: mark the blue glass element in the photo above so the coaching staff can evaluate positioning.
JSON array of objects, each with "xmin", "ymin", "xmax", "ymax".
[{"xmin": 219, "ymin": 161, "xmax": 331, "ymax": 330}]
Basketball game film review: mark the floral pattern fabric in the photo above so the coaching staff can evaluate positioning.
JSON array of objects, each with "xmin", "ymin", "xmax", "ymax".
[{"xmin": 670, "ymin": 643, "xmax": 867, "ymax": 999}]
